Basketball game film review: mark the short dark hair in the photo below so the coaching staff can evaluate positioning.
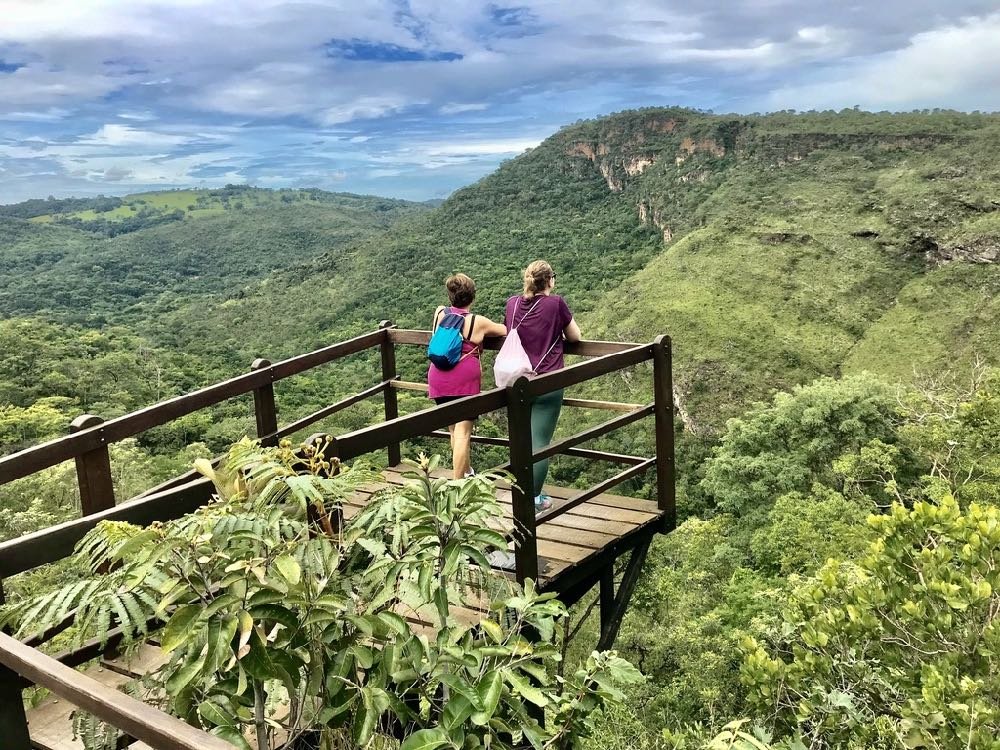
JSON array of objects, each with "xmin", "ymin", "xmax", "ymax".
[{"xmin": 446, "ymin": 273, "xmax": 476, "ymax": 308}]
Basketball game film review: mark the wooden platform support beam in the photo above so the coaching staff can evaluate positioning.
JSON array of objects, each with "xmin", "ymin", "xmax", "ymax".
[
  {"xmin": 0, "ymin": 582, "xmax": 30, "ymax": 750},
  {"xmin": 251, "ymin": 358, "xmax": 279, "ymax": 447},
  {"xmin": 597, "ymin": 538, "xmax": 652, "ymax": 651},
  {"xmin": 507, "ymin": 377, "xmax": 539, "ymax": 583},
  {"xmin": 652, "ymin": 335, "xmax": 676, "ymax": 531},
  {"xmin": 70, "ymin": 414, "xmax": 115, "ymax": 516},
  {"xmin": 379, "ymin": 321, "xmax": 401, "ymax": 466}
]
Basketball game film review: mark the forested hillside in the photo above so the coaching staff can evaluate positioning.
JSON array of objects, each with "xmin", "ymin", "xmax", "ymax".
[{"xmin": 2, "ymin": 108, "xmax": 1000, "ymax": 749}]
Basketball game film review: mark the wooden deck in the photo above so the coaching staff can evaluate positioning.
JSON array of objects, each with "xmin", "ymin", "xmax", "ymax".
[
  {"xmin": 1, "ymin": 327, "xmax": 674, "ymax": 750},
  {"xmin": 349, "ymin": 466, "xmax": 664, "ymax": 599}
]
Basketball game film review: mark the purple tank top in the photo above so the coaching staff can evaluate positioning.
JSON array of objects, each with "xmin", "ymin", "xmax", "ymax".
[{"xmin": 427, "ymin": 307, "xmax": 482, "ymax": 398}]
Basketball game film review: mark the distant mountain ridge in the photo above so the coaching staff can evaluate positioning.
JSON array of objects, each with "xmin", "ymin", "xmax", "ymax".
[{"xmin": 3, "ymin": 108, "xmax": 999, "ymax": 429}]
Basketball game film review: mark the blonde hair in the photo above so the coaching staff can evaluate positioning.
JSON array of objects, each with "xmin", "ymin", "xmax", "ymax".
[
  {"xmin": 522, "ymin": 260, "xmax": 554, "ymax": 297},
  {"xmin": 445, "ymin": 273, "xmax": 476, "ymax": 307}
]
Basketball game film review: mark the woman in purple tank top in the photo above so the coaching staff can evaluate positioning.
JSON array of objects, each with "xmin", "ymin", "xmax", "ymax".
[
  {"xmin": 428, "ymin": 274, "xmax": 506, "ymax": 479},
  {"xmin": 504, "ymin": 261, "xmax": 582, "ymax": 511}
]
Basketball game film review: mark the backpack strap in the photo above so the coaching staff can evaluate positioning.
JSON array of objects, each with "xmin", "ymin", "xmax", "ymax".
[
  {"xmin": 533, "ymin": 333, "xmax": 562, "ymax": 371},
  {"xmin": 432, "ymin": 306, "xmax": 446, "ymax": 333},
  {"xmin": 513, "ymin": 296, "xmax": 545, "ymax": 330},
  {"xmin": 464, "ymin": 314, "xmax": 477, "ymax": 342}
]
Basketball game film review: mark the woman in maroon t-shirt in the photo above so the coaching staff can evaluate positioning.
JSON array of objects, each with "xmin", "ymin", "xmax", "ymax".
[{"xmin": 504, "ymin": 260, "xmax": 582, "ymax": 511}]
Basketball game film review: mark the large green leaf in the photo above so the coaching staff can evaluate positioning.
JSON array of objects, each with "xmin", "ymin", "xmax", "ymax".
[
  {"xmin": 505, "ymin": 671, "xmax": 549, "ymax": 707},
  {"xmin": 274, "ymin": 554, "xmax": 301, "ymax": 586},
  {"xmin": 400, "ymin": 727, "xmax": 452, "ymax": 750},
  {"xmin": 471, "ymin": 670, "xmax": 503, "ymax": 725},
  {"xmin": 161, "ymin": 604, "xmax": 201, "ymax": 653}
]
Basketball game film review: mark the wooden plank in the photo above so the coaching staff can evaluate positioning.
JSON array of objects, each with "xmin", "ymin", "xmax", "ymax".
[
  {"xmin": 562, "ymin": 398, "xmax": 643, "ymax": 412},
  {"xmin": 70, "ymin": 415, "xmax": 116, "ymax": 517},
  {"xmin": 0, "ymin": 479, "xmax": 213, "ymax": 578},
  {"xmin": 271, "ymin": 382, "xmax": 387, "ymax": 440},
  {"xmin": 0, "ymin": 660, "xmax": 31, "ymax": 750},
  {"xmin": 336, "ymin": 389, "xmax": 508, "ymax": 461},
  {"xmin": 347, "ymin": 485, "xmax": 633, "ymax": 544},
  {"xmin": 535, "ymin": 458, "xmax": 657, "ymax": 526},
  {"xmin": 523, "ymin": 345, "xmax": 653, "ymax": 397},
  {"xmin": 653, "ymin": 335, "xmax": 677, "ymax": 530},
  {"xmin": 27, "ymin": 663, "xmax": 131, "ymax": 750},
  {"xmin": 392, "ymin": 380, "xmax": 429, "ymax": 393},
  {"xmin": 378, "ymin": 321, "xmax": 401, "ymax": 466},
  {"xmin": 250, "ymin": 359, "xmax": 279, "ymax": 448},
  {"xmin": 377, "ymin": 469, "xmax": 658, "ymax": 526},
  {"xmin": 102, "ymin": 645, "xmax": 168, "ymax": 680},
  {"xmin": 1, "ymin": 632, "xmax": 233, "ymax": 750},
  {"xmin": 268, "ymin": 329, "xmax": 385, "ymax": 382},
  {"xmin": 505, "ymin": 377, "xmax": 537, "ymax": 584}
]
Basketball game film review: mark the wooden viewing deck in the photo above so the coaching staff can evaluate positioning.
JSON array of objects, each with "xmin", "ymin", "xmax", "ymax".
[{"xmin": 0, "ymin": 323, "xmax": 675, "ymax": 750}]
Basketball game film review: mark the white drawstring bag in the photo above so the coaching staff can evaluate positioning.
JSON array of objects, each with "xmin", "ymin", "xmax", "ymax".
[{"xmin": 494, "ymin": 298, "xmax": 560, "ymax": 388}]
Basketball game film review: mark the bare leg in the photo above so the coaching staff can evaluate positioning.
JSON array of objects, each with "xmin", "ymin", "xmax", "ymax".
[{"xmin": 451, "ymin": 420, "xmax": 474, "ymax": 479}]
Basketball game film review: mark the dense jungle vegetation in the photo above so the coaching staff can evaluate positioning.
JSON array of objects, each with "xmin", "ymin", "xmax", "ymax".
[{"xmin": 2, "ymin": 107, "xmax": 1000, "ymax": 748}]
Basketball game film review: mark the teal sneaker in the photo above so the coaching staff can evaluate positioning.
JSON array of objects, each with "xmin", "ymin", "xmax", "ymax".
[{"xmin": 534, "ymin": 494, "xmax": 553, "ymax": 513}]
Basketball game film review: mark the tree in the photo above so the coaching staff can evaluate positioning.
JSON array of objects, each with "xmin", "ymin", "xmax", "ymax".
[
  {"xmin": 701, "ymin": 376, "xmax": 900, "ymax": 518},
  {"xmin": 741, "ymin": 496, "xmax": 1000, "ymax": 749}
]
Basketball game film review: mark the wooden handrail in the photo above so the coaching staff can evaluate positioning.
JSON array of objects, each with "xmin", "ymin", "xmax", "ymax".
[
  {"xmin": 0, "ymin": 478, "xmax": 212, "ymax": 578},
  {"xmin": 271, "ymin": 381, "xmax": 389, "ymax": 440},
  {"xmin": 0, "ymin": 631, "xmax": 232, "ymax": 750},
  {"xmin": 337, "ymin": 388, "xmax": 509, "ymax": 460},
  {"xmin": 523, "ymin": 344, "xmax": 653, "ymax": 397},
  {"xmin": 531, "ymin": 404, "xmax": 654, "ymax": 463},
  {"xmin": 388, "ymin": 328, "xmax": 641, "ymax": 357},
  {"xmin": 0, "ymin": 329, "xmax": 385, "ymax": 486}
]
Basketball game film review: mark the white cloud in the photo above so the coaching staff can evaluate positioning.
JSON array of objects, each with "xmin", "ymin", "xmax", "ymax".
[
  {"xmin": 420, "ymin": 139, "xmax": 540, "ymax": 157},
  {"xmin": 439, "ymin": 102, "xmax": 489, "ymax": 114},
  {"xmin": 81, "ymin": 124, "xmax": 188, "ymax": 147},
  {"xmin": 763, "ymin": 13, "xmax": 1000, "ymax": 110}
]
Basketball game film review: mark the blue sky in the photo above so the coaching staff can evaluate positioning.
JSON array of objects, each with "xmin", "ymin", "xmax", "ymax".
[{"xmin": 2, "ymin": 0, "xmax": 999, "ymax": 203}]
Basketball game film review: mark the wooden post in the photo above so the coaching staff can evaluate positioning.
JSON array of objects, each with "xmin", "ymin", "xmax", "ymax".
[
  {"xmin": 0, "ymin": 581, "xmax": 31, "ymax": 750},
  {"xmin": 378, "ymin": 321, "xmax": 401, "ymax": 467},
  {"xmin": 250, "ymin": 359, "xmax": 278, "ymax": 447},
  {"xmin": 506, "ymin": 377, "xmax": 538, "ymax": 584},
  {"xmin": 70, "ymin": 415, "xmax": 115, "ymax": 516},
  {"xmin": 652, "ymin": 335, "xmax": 676, "ymax": 532},
  {"xmin": 599, "ymin": 567, "xmax": 615, "ymax": 637}
]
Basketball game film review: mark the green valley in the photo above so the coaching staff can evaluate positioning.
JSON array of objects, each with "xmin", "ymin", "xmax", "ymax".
[{"xmin": 2, "ymin": 106, "xmax": 1000, "ymax": 749}]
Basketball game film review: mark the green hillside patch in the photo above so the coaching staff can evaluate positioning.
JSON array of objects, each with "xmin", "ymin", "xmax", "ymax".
[
  {"xmin": 586, "ymin": 225, "xmax": 919, "ymax": 428},
  {"xmin": 0, "ymin": 196, "xmax": 429, "ymax": 325},
  {"xmin": 844, "ymin": 261, "xmax": 1000, "ymax": 381}
]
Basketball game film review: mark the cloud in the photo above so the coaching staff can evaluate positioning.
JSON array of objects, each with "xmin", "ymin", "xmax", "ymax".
[
  {"xmin": 439, "ymin": 102, "xmax": 489, "ymax": 114},
  {"xmin": 1, "ymin": 1, "xmax": 999, "ymax": 202},
  {"xmin": 762, "ymin": 13, "xmax": 1000, "ymax": 111}
]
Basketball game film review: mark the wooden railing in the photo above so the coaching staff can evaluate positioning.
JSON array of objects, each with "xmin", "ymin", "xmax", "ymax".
[{"xmin": 0, "ymin": 322, "xmax": 674, "ymax": 749}]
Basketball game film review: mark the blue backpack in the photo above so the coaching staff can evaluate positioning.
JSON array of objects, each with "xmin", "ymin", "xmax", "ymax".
[{"xmin": 427, "ymin": 309, "xmax": 475, "ymax": 370}]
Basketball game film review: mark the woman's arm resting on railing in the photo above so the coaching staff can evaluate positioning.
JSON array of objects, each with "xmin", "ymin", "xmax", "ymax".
[{"xmin": 564, "ymin": 317, "xmax": 582, "ymax": 343}]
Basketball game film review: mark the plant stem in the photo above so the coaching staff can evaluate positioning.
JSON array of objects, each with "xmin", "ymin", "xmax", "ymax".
[{"xmin": 254, "ymin": 680, "xmax": 270, "ymax": 750}]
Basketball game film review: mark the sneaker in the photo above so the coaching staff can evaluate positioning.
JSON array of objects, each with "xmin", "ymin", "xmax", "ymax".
[
  {"xmin": 534, "ymin": 494, "xmax": 553, "ymax": 513},
  {"xmin": 487, "ymin": 550, "xmax": 517, "ymax": 570},
  {"xmin": 464, "ymin": 468, "xmax": 476, "ymax": 478}
]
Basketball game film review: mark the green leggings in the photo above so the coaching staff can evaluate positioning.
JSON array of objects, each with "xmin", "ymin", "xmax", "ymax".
[{"xmin": 530, "ymin": 389, "xmax": 564, "ymax": 497}]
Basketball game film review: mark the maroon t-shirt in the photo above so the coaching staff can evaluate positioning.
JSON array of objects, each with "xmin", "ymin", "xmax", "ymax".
[{"xmin": 504, "ymin": 294, "xmax": 574, "ymax": 374}]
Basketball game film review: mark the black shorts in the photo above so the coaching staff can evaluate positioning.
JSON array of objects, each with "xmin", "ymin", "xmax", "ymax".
[{"xmin": 433, "ymin": 395, "xmax": 477, "ymax": 419}]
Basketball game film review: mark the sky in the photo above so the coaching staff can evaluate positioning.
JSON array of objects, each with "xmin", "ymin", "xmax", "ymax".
[{"xmin": 1, "ymin": 1, "xmax": 1000, "ymax": 203}]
